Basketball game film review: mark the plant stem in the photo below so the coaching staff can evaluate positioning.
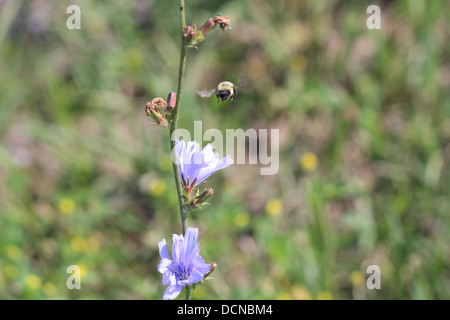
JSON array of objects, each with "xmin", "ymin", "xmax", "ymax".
[
  {"xmin": 169, "ymin": 0, "xmax": 188, "ymax": 235},
  {"xmin": 169, "ymin": 0, "xmax": 191, "ymax": 300},
  {"xmin": 185, "ymin": 285, "xmax": 192, "ymax": 300}
]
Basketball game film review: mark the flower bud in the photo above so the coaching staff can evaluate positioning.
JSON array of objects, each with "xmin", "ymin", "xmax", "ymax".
[
  {"xmin": 182, "ymin": 25, "xmax": 196, "ymax": 43},
  {"xmin": 198, "ymin": 18, "xmax": 215, "ymax": 37},
  {"xmin": 194, "ymin": 188, "xmax": 214, "ymax": 207},
  {"xmin": 166, "ymin": 91, "xmax": 176, "ymax": 111},
  {"xmin": 148, "ymin": 108, "xmax": 167, "ymax": 126},
  {"xmin": 184, "ymin": 186, "xmax": 214, "ymax": 211},
  {"xmin": 202, "ymin": 262, "xmax": 218, "ymax": 281}
]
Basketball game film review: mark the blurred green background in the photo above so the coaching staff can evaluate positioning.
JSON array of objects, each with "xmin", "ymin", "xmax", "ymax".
[{"xmin": 0, "ymin": 0, "xmax": 449, "ymax": 300}]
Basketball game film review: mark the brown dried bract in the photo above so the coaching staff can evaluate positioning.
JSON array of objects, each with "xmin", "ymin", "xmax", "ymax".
[
  {"xmin": 213, "ymin": 16, "xmax": 231, "ymax": 31},
  {"xmin": 146, "ymin": 97, "xmax": 167, "ymax": 115}
]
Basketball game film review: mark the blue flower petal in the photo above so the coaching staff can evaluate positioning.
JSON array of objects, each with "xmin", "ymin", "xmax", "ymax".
[
  {"xmin": 163, "ymin": 284, "xmax": 183, "ymax": 300},
  {"xmin": 192, "ymin": 256, "xmax": 211, "ymax": 275},
  {"xmin": 171, "ymin": 233, "xmax": 184, "ymax": 265},
  {"xmin": 157, "ymin": 239, "xmax": 173, "ymax": 274},
  {"xmin": 158, "ymin": 258, "xmax": 172, "ymax": 274},
  {"xmin": 157, "ymin": 220, "xmax": 212, "ymax": 298},
  {"xmin": 183, "ymin": 228, "xmax": 199, "ymax": 265},
  {"xmin": 187, "ymin": 269, "xmax": 206, "ymax": 286},
  {"xmin": 158, "ymin": 239, "xmax": 170, "ymax": 260},
  {"xmin": 162, "ymin": 271, "xmax": 175, "ymax": 286},
  {"xmin": 175, "ymin": 139, "xmax": 233, "ymax": 187}
]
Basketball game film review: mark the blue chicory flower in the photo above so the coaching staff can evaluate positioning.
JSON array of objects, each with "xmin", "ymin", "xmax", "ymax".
[
  {"xmin": 175, "ymin": 139, "xmax": 233, "ymax": 188},
  {"xmin": 157, "ymin": 227, "xmax": 211, "ymax": 300}
]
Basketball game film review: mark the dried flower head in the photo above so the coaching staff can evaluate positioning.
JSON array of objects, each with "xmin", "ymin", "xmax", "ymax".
[
  {"xmin": 213, "ymin": 16, "xmax": 231, "ymax": 31},
  {"xmin": 145, "ymin": 94, "xmax": 176, "ymax": 127},
  {"xmin": 146, "ymin": 97, "xmax": 167, "ymax": 115},
  {"xmin": 184, "ymin": 16, "xmax": 232, "ymax": 48}
]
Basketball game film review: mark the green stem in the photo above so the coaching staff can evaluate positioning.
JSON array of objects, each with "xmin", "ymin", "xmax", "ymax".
[
  {"xmin": 169, "ymin": 48, "xmax": 188, "ymax": 236},
  {"xmin": 169, "ymin": 0, "xmax": 188, "ymax": 235},
  {"xmin": 169, "ymin": 0, "xmax": 191, "ymax": 300},
  {"xmin": 185, "ymin": 285, "xmax": 192, "ymax": 300}
]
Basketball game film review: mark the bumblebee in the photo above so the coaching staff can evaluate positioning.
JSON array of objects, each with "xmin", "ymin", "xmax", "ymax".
[
  {"xmin": 197, "ymin": 81, "xmax": 237, "ymax": 102},
  {"xmin": 215, "ymin": 81, "xmax": 237, "ymax": 102}
]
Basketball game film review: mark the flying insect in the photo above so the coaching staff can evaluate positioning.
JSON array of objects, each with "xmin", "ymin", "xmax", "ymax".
[{"xmin": 197, "ymin": 81, "xmax": 238, "ymax": 102}]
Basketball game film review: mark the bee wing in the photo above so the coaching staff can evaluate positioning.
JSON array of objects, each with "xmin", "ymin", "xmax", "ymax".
[
  {"xmin": 234, "ymin": 76, "xmax": 248, "ymax": 89},
  {"xmin": 197, "ymin": 89, "xmax": 216, "ymax": 98}
]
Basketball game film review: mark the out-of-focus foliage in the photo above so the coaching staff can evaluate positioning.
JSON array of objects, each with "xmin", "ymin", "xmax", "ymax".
[{"xmin": 0, "ymin": 0, "xmax": 449, "ymax": 299}]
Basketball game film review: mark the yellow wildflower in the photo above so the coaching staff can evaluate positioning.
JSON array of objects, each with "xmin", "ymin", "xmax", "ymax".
[
  {"xmin": 58, "ymin": 198, "xmax": 76, "ymax": 215},
  {"xmin": 265, "ymin": 198, "xmax": 283, "ymax": 217},
  {"xmin": 300, "ymin": 152, "xmax": 318, "ymax": 172},
  {"xmin": 26, "ymin": 274, "xmax": 42, "ymax": 290},
  {"xmin": 234, "ymin": 212, "xmax": 250, "ymax": 227}
]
